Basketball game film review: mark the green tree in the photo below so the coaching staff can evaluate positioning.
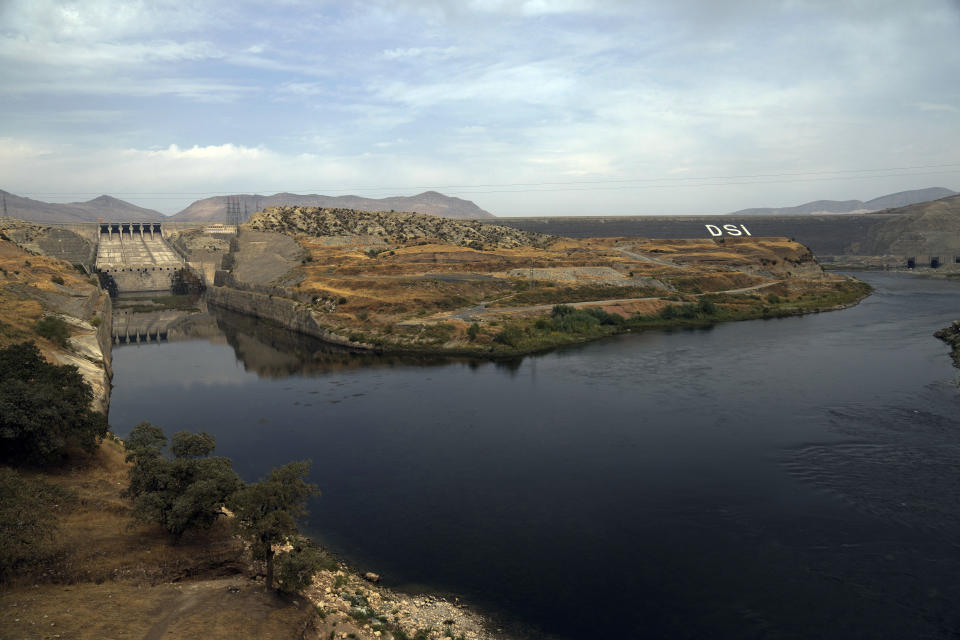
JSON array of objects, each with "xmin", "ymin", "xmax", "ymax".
[
  {"xmin": 0, "ymin": 342, "xmax": 108, "ymax": 465},
  {"xmin": 228, "ymin": 461, "xmax": 320, "ymax": 591},
  {"xmin": 124, "ymin": 422, "xmax": 241, "ymax": 541}
]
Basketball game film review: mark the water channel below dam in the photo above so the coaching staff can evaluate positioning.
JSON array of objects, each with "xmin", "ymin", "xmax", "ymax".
[{"xmin": 109, "ymin": 272, "xmax": 960, "ymax": 639}]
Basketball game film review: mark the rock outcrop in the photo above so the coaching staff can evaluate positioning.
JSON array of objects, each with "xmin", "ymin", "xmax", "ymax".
[
  {"xmin": 934, "ymin": 321, "xmax": 960, "ymax": 369},
  {"xmin": 248, "ymin": 206, "xmax": 552, "ymax": 249}
]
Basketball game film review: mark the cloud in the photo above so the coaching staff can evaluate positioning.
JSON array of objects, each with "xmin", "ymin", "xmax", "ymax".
[
  {"xmin": 913, "ymin": 102, "xmax": 959, "ymax": 113},
  {"xmin": 0, "ymin": 1, "xmax": 958, "ymax": 216}
]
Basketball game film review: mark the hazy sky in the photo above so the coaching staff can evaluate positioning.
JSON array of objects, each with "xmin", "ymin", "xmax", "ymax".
[{"xmin": 1, "ymin": 0, "xmax": 959, "ymax": 216}]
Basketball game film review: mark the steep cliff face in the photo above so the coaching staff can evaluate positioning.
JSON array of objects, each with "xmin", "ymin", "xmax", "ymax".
[
  {"xmin": 55, "ymin": 291, "xmax": 113, "ymax": 413},
  {"xmin": 205, "ymin": 286, "xmax": 373, "ymax": 350}
]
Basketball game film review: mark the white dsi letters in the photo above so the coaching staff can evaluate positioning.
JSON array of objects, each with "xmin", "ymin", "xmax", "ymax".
[{"xmin": 705, "ymin": 223, "xmax": 752, "ymax": 237}]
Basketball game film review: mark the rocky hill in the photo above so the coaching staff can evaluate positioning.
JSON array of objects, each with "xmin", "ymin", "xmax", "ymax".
[
  {"xmin": 855, "ymin": 194, "xmax": 960, "ymax": 256},
  {"xmin": 247, "ymin": 206, "xmax": 547, "ymax": 248},
  {"xmin": 171, "ymin": 191, "xmax": 494, "ymax": 221},
  {"xmin": 0, "ymin": 190, "xmax": 163, "ymax": 223},
  {"xmin": 732, "ymin": 187, "xmax": 956, "ymax": 215}
]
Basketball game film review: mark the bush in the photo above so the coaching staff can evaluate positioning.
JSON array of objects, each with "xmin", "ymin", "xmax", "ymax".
[
  {"xmin": 766, "ymin": 293, "xmax": 781, "ymax": 304},
  {"xmin": 34, "ymin": 316, "xmax": 70, "ymax": 347},
  {"xmin": 467, "ymin": 322, "xmax": 480, "ymax": 340},
  {"xmin": 275, "ymin": 543, "xmax": 325, "ymax": 594},
  {"xmin": 547, "ymin": 305, "xmax": 623, "ymax": 333},
  {"xmin": 50, "ymin": 275, "xmax": 65, "ymax": 286},
  {"xmin": 494, "ymin": 325, "xmax": 525, "ymax": 347},
  {"xmin": 697, "ymin": 298, "xmax": 718, "ymax": 315},
  {"xmin": 0, "ymin": 342, "xmax": 109, "ymax": 465}
]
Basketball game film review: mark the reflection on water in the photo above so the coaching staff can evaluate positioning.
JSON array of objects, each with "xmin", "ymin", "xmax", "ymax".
[{"xmin": 109, "ymin": 274, "xmax": 960, "ymax": 640}]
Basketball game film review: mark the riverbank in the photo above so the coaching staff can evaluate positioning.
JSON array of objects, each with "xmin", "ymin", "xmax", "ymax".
[{"xmin": 206, "ymin": 274, "xmax": 872, "ymax": 359}]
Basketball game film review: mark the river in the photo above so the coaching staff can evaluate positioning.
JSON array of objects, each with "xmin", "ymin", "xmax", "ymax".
[{"xmin": 109, "ymin": 272, "xmax": 960, "ymax": 639}]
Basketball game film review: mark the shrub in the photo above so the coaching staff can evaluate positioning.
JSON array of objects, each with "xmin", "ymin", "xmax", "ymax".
[
  {"xmin": 276, "ymin": 543, "xmax": 325, "ymax": 594},
  {"xmin": 50, "ymin": 274, "xmax": 65, "ymax": 286},
  {"xmin": 0, "ymin": 342, "xmax": 109, "ymax": 465},
  {"xmin": 766, "ymin": 293, "xmax": 781, "ymax": 304},
  {"xmin": 34, "ymin": 315, "xmax": 70, "ymax": 347},
  {"xmin": 494, "ymin": 325, "xmax": 525, "ymax": 347},
  {"xmin": 467, "ymin": 322, "xmax": 480, "ymax": 340}
]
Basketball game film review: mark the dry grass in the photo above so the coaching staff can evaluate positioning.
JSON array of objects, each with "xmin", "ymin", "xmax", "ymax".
[
  {"xmin": 2, "ymin": 440, "xmax": 318, "ymax": 640},
  {"xmin": 13, "ymin": 439, "xmax": 245, "ymax": 587},
  {"xmin": 0, "ymin": 238, "xmax": 97, "ymax": 351},
  {"xmin": 279, "ymin": 233, "xmax": 830, "ymax": 346}
]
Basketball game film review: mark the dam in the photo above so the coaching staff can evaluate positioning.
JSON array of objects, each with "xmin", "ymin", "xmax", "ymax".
[{"xmin": 94, "ymin": 222, "xmax": 187, "ymax": 293}]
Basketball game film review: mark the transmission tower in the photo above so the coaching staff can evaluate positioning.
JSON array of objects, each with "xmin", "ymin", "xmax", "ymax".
[
  {"xmin": 225, "ymin": 196, "xmax": 240, "ymax": 227},
  {"xmin": 2, "ymin": 194, "xmax": 7, "ymax": 217}
]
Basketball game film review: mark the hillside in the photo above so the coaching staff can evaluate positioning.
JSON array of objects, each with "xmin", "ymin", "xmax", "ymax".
[
  {"xmin": 0, "ymin": 190, "xmax": 163, "ymax": 223},
  {"xmin": 171, "ymin": 191, "xmax": 494, "ymax": 221},
  {"xmin": 732, "ymin": 187, "xmax": 956, "ymax": 215},
  {"xmin": 247, "ymin": 206, "xmax": 544, "ymax": 248},
  {"xmin": 855, "ymin": 194, "xmax": 960, "ymax": 256}
]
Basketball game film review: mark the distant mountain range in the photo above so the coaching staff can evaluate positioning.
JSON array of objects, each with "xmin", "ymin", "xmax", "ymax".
[
  {"xmin": 731, "ymin": 187, "xmax": 957, "ymax": 215},
  {"xmin": 0, "ymin": 191, "xmax": 162, "ymax": 223},
  {"xmin": 0, "ymin": 189, "xmax": 494, "ymax": 223}
]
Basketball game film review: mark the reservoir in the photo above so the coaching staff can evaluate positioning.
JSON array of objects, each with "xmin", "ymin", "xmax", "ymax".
[{"xmin": 109, "ymin": 273, "xmax": 960, "ymax": 639}]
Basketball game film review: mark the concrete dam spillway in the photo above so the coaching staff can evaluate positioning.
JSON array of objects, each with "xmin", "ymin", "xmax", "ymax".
[{"xmin": 95, "ymin": 222, "xmax": 186, "ymax": 293}]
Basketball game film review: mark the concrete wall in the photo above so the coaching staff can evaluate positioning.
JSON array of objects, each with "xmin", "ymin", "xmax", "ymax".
[
  {"xmin": 206, "ymin": 285, "xmax": 371, "ymax": 350},
  {"xmin": 484, "ymin": 214, "xmax": 897, "ymax": 257}
]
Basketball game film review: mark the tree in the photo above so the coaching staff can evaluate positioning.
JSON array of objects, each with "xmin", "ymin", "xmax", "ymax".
[
  {"xmin": 0, "ymin": 342, "xmax": 108, "ymax": 465},
  {"xmin": 228, "ymin": 461, "xmax": 320, "ymax": 591},
  {"xmin": 124, "ymin": 422, "xmax": 241, "ymax": 541}
]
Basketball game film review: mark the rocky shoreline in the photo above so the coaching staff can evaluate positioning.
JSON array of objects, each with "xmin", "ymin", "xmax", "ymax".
[
  {"xmin": 934, "ymin": 320, "xmax": 960, "ymax": 369},
  {"xmin": 304, "ymin": 565, "xmax": 511, "ymax": 640}
]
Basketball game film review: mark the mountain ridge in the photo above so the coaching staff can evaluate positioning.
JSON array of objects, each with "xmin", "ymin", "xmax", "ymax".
[
  {"xmin": 731, "ymin": 187, "xmax": 956, "ymax": 215},
  {"xmin": 0, "ymin": 190, "xmax": 163, "ymax": 223}
]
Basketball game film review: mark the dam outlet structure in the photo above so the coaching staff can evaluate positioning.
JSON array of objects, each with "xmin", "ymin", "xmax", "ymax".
[{"xmin": 95, "ymin": 222, "xmax": 192, "ymax": 294}]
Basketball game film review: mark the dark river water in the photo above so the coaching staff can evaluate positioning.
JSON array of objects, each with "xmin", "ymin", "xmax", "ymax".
[{"xmin": 109, "ymin": 273, "xmax": 960, "ymax": 640}]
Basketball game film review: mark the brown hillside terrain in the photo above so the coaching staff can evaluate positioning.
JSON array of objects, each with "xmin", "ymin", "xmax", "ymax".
[
  {"xmin": 855, "ymin": 194, "xmax": 960, "ymax": 256},
  {"xmin": 203, "ymin": 207, "xmax": 870, "ymax": 354}
]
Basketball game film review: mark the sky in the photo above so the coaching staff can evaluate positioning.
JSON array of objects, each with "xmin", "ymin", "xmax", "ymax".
[{"xmin": 1, "ymin": 0, "xmax": 959, "ymax": 217}]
